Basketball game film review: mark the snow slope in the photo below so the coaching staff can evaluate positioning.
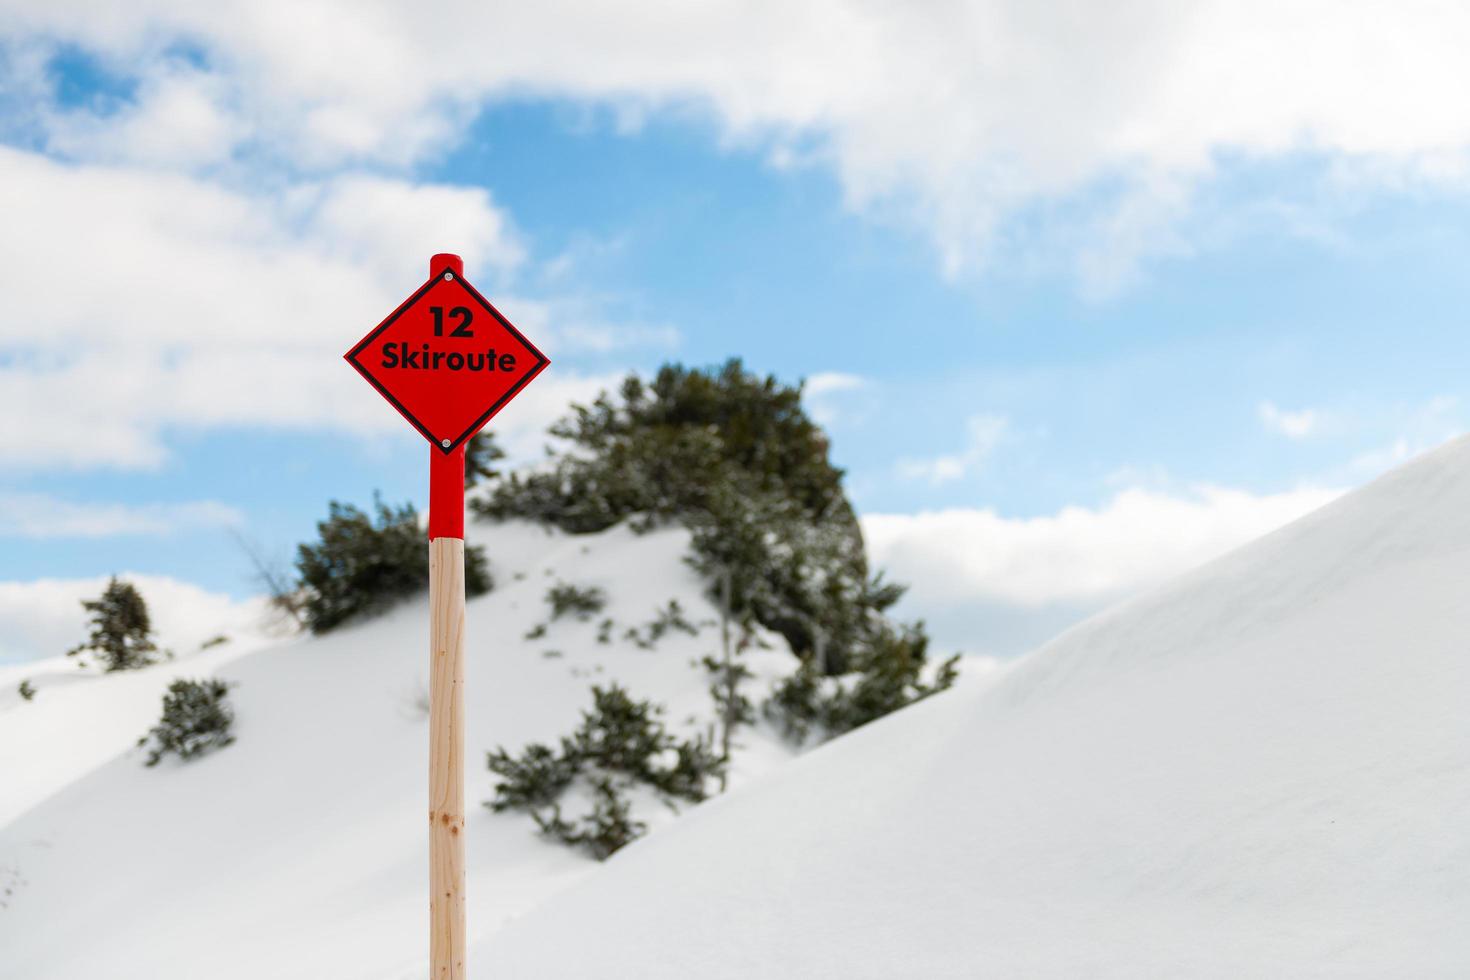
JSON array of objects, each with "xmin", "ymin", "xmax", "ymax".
[
  {"xmin": 0, "ymin": 521, "xmax": 798, "ymax": 980},
  {"xmin": 481, "ymin": 437, "xmax": 1470, "ymax": 977}
]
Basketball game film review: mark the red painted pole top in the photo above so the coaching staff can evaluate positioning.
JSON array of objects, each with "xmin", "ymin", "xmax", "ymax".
[
  {"xmin": 428, "ymin": 253, "xmax": 466, "ymax": 540},
  {"xmin": 430, "ymin": 252, "xmax": 464, "ymax": 279},
  {"xmin": 429, "ymin": 441, "xmax": 465, "ymax": 540}
]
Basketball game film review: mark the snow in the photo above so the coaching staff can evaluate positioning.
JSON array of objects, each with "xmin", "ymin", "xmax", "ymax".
[
  {"xmin": 0, "ymin": 641, "xmax": 267, "ymax": 830},
  {"xmin": 6, "ymin": 433, "xmax": 1470, "ymax": 977},
  {"xmin": 0, "ymin": 521, "xmax": 797, "ymax": 979},
  {"xmin": 479, "ymin": 437, "xmax": 1470, "ymax": 977}
]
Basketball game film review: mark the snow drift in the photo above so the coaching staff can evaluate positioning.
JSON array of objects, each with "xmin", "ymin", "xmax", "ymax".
[
  {"xmin": 481, "ymin": 437, "xmax": 1470, "ymax": 977},
  {"xmin": 0, "ymin": 522, "xmax": 798, "ymax": 980}
]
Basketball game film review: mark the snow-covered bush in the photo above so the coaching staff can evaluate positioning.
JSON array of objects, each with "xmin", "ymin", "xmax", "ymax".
[
  {"xmin": 475, "ymin": 358, "xmax": 961, "ymax": 745},
  {"xmin": 66, "ymin": 577, "xmax": 162, "ymax": 671},
  {"xmin": 475, "ymin": 361, "xmax": 875, "ymax": 653},
  {"xmin": 486, "ymin": 684, "xmax": 723, "ymax": 859},
  {"xmin": 139, "ymin": 678, "xmax": 236, "ymax": 767},
  {"xmin": 295, "ymin": 496, "xmax": 491, "ymax": 633}
]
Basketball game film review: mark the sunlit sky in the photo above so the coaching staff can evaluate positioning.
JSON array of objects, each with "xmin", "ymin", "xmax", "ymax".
[{"xmin": 4, "ymin": 2, "xmax": 1470, "ymax": 661}]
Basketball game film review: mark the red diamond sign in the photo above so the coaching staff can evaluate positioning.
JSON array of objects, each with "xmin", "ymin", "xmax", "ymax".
[{"xmin": 345, "ymin": 262, "xmax": 549, "ymax": 453}]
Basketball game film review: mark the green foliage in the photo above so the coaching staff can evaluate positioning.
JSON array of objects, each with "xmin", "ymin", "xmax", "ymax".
[
  {"xmin": 623, "ymin": 599, "xmax": 699, "ymax": 649},
  {"xmin": 473, "ymin": 358, "xmax": 961, "ymax": 747},
  {"xmin": 764, "ymin": 661, "xmax": 824, "ymax": 744},
  {"xmin": 295, "ymin": 496, "xmax": 491, "ymax": 633},
  {"xmin": 546, "ymin": 582, "xmax": 607, "ymax": 621},
  {"xmin": 702, "ymin": 653, "xmax": 755, "ymax": 732},
  {"xmin": 464, "ymin": 430, "xmax": 506, "ymax": 489},
  {"xmin": 704, "ymin": 648, "xmax": 754, "ymax": 791},
  {"xmin": 472, "ymin": 360, "xmax": 891, "ymax": 666},
  {"xmin": 475, "ymin": 360, "xmax": 846, "ymax": 533},
  {"xmin": 684, "ymin": 486, "xmax": 882, "ymax": 673},
  {"xmin": 570, "ymin": 685, "xmax": 670, "ymax": 773},
  {"xmin": 485, "ymin": 742, "xmax": 576, "ymax": 810},
  {"xmin": 139, "ymin": 678, "xmax": 236, "ymax": 766},
  {"xmin": 487, "ymin": 684, "xmax": 723, "ymax": 859},
  {"xmin": 66, "ymin": 577, "xmax": 161, "ymax": 671},
  {"xmin": 765, "ymin": 622, "xmax": 961, "ymax": 743},
  {"xmin": 531, "ymin": 776, "xmax": 646, "ymax": 861},
  {"xmin": 17, "ymin": 680, "xmax": 35, "ymax": 702}
]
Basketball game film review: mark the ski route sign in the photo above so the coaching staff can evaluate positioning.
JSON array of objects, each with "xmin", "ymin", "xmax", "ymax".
[{"xmin": 345, "ymin": 262, "xmax": 549, "ymax": 454}]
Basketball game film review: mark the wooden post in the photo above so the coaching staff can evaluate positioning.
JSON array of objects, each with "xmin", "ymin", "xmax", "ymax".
[
  {"xmin": 429, "ymin": 535, "xmax": 466, "ymax": 979},
  {"xmin": 346, "ymin": 248, "xmax": 548, "ymax": 980},
  {"xmin": 427, "ymin": 252, "xmax": 467, "ymax": 980}
]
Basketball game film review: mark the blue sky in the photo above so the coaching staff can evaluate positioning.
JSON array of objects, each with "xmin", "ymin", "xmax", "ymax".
[{"xmin": 3, "ymin": 3, "xmax": 1470, "ymax": 661}]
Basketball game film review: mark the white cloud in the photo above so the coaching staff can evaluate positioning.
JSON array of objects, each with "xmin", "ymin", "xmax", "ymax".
[
  {"xmin": 863, "ymin": 483, "xmax": 1340, "ymax": 611},
  {"xmin": 897, "ymin": 413, "xmax": 1008, "ymax": 484},
  {"xmin": 559, "ymin": 322, "xmax": 680, "ymax": 353},
  {"xmin": 803, "ymin": 372, "xmax": 866, "ymax": 426},
  {"xmin": 0, "ymin": 493, "xmax": 241, "ymax": 538},
  {"xmin": 8, "ymin": 2, "xmax": 1470, "ymax": 280},
  {"xmin": 805, "ymin": 372, "xmax": 866, "ymax": 397},
  {"xmin": 0, "ymin": 574, "xmax": 270, "ymax": 663},
  {"xmin": 501, "ymin": 295, "xmax": 681, "ymax": 355},
  {"xmin": 5, "ymin": 5, "xmax": 1470, "ymax": 473},
  {"xmin": 43, "ymin": 59, "xmax": 241, "ymax": 169},
  {"xmin": 1259, "ymin": 401, "xmax": 1322, "ymax": 439},
  {"xmin": 0, "ymin": 145, "xmax": 612, "ymax": 469},
  {"xmin": 297, "ymin": 174, "xmax": 526, "ymax": 283}
]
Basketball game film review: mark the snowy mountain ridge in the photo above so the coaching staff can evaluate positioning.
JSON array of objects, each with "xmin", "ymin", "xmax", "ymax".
[{"xmin": 481, "ymin": 435, "xmax": 1470, "ymax": 977}]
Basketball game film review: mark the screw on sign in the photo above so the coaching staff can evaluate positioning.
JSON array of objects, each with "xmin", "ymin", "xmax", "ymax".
[{"xmin": 344, "ymin": 254, "xmax": 548, "ymax": 979}]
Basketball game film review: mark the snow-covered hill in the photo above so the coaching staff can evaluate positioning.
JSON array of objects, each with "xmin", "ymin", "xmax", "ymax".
[
  {"xmin": 0, "ymin": 521, "xmax": 801, "ymax": 980},
  {"xmin": 480, "ymin": 437, "xmax": 1470, "ymax": 977},
  {"xmin": 8, "ymin": 435, "xmax": 1470, "ymax": 979}
]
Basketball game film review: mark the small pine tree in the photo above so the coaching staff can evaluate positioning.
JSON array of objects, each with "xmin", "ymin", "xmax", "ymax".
[
  {"xmin": 487, "ymin": 684, "xmax": 724, "ymax": 859},
  {"xmin": 485, "ymin": 742, "xmax": 577, "ymax": 810},
  {"xmin": 17, "ymin": 679, "xmax": 36, "ymax": 702},
  {"xmin": 295, "ymin": 495, "xmax": 492, "ymax": 633},
  {"xmin": 139, "ymin": 678, "xmax": 236, "ymax": 766},
  {"xmin": 67, "ymin": 577, "xmax": 161, "ymax": 671}
]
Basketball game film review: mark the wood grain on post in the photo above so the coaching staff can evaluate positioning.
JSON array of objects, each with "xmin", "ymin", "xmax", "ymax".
[{"xmin": 429, "ymin": 536, "xmax": 466, "ymax": 979}]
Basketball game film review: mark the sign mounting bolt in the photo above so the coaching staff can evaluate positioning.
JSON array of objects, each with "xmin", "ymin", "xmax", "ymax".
[
  {"xmin": 441, "ymin": 439, "xmax": 451, "ymax": 448},
  {"xmin": 443, "ymin": 271, "xmax": 454, "ymax": 281}
]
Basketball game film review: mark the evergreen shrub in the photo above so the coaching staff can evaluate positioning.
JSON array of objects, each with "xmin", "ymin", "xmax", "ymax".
[
  {"xmin": 546, "ymin": 582, "xmax": 607, "ymax": 621},
  {"xmin": 296, "ymin": 496, "xmax": 491, "ymax": 633},
  {"xmin": 486, "ymin": 684, "xmax": 723, "ymax": 859},
  {"xmin": 476, "ymin": 359, "xmax": 960, "ymax": 744},
  {"xmin": 139, "ymin": 678, "xmax": 236, "ymax": 766},
  {"xmin": 66, "ymin": 577, "xmax": 162, "ymax": 671}
]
